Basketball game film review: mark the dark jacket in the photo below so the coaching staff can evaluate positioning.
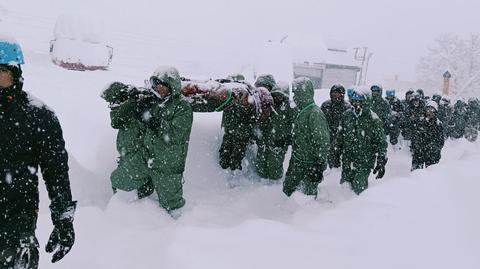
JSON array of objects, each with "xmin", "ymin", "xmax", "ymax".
[
  {"xmin": 411, "ymin": 116, "xmax": 444, "ymax": 167},
  {"xmin": 321, "ymin": 99, "xmax": 351, "ymax": 139},
  {"xmin": 1, "ymin": 86, "xmax": 73, "ymax": 235}
]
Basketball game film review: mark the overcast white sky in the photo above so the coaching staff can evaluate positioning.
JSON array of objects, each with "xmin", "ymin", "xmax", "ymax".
[{"xmin": 3, "ymin": 0, "xmax": 480, "ymax": 83}]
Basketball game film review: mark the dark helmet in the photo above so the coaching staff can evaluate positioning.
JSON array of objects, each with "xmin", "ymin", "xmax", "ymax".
[
  {"xmin": 330, "ymin": 84, "xmax": 345, "ymax": 94},
  {"xmin": 370, "ymin": 84, "xmax": 382, "ymax": 92},
  {"xmin": 416, "ymin": 89, "xmax": 425, "ymax": 99},
  {"xmin": 432, "ymin": 94, "xmax": 442, "ymax": 104},
  {"xmin": 405, "ymin": 89, "xmax": 414, "ymax": 101},
  {"xmin": 330, "ymin": 84, "xmax": 345, "ymax": 103}
]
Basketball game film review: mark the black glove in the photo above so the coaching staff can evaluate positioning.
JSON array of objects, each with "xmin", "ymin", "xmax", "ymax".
[
  {"xmin": 372, "ymin": 155, "xmax": 387, "ymax": 179},
  {"xmin": 46, "ymin": 201, "xmax": 76, "ymax": 263},
  {"xmin": 308, "ymin": 160, "xmax": 326, "ymax": 183}
]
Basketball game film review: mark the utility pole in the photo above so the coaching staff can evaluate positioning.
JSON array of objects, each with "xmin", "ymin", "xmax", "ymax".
[
  {"xmin": 354, "ymin": 47, "xmax": 368, "ymax": 86},
  {"xmin": 363, "ymin": 52, "xmax": 373, "ymax": 85}
]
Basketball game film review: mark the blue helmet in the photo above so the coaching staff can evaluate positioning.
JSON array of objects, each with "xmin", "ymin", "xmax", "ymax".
[
  {"xmin": 0, "ymin": 39, "xmax": 25, "ymax": 65},
  {"xmin": 351, "ymin": 91, "xmax": 365, "ymax": 102},
  {"xmin": 386, "ymin": 89, "xmax": 395, "ymax": 97},
  {"xmin": 347, "ymin": 88, "xmax": 354, "ymax": 98}
]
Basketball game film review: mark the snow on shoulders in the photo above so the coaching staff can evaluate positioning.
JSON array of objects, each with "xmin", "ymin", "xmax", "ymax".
[
  {"xmin": 370, "ymin": 110, "xmax": 380, "ymax": 120},
  {"xmin": 222, "ymin": 82, "xmax": 249, "ymax": 90},
  {"xmin": 426, "ymin": 100, "xmax": 438, "ymax": 111},
  {"xmin": 26, "ymin": 91, "xmax": 52, "ymax": 111}
]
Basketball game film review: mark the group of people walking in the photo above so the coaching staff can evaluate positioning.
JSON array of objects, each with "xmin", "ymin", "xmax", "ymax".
[
  {"xmin": 2, "ymin": 37, "xmax": 479, "ymax": 268},
  {"xmin": 103, "ymin": 66, "xmax": 480, "ymax": 212}
]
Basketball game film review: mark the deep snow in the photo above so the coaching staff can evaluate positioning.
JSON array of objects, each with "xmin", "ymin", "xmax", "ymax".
[{"xmin": 1, "ymin": 2, "xmax": 480, "ymax": 269}]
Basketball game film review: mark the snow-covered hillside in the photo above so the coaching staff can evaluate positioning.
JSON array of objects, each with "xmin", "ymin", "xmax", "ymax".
[{"xmin": 1, "ymin": 2, "xmax": 480, "ymax": 269}]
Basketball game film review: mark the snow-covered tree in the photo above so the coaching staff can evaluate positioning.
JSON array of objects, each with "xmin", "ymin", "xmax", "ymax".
[{"xmin": 416, "ymin": 33, "xmax": 480, "ymax": 98}]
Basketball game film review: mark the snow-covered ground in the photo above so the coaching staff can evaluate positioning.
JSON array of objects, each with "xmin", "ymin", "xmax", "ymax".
[{"xmin": 1, "ymin": 2, "xmax": 480, "ymax": 269}]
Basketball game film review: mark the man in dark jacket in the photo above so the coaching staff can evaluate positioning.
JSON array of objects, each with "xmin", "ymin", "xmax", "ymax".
[
  {"xmin": 411, "ymin": 102, "xmax": 445, "ymax": 170},
  {"xmin": 333, "ymin": 91, "xmax": 387, "ymax": 195},
  {"xmin": 401, "ymin": 93, "xmax": 425, "ymax": 141},
  {"xmin": 1, "ymin": 38, "xmax": 76, "ymax": 268},
  {"xmin": 385, "ymin": 89, "xmax": 404, "ymax": 145},
  {"xmin": 321, "ymin": 84, "xmax": 350, "ymax": 167},
  {"xmin": 218, "ymin": 75, "xmax": 258, "ymax": 173},
  {"xmin": 401, "ymin": 89, "xmax": 415, "ymax": 112},
  {"xmin": 465, "ymin": 98, "xmax": 480, "ymax": 142},
  {"xmin": 449, "ymin": 99, "xmax": 468, "ymax": 139},
  {"xmin": 438, "ymin": 96, "xmax": 453, "ymax": 139},
  {"xmin": 368, "ymin": 85, "xmax": 391, "ymax": 132}
]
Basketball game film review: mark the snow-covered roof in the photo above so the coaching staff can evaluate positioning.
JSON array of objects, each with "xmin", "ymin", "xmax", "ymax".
[{"xmin": 288, "ymin": 34, "xmax": 361, "ymax": 68}]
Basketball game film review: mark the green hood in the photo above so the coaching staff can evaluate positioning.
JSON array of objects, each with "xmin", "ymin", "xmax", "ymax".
[
  {"xmin": 292, "ymin": 77, "xmax": 314, "ymax": 109},
  {"xmin": 150, "ymin": 66, "xmax": 182, "ymax": 96},
  {"xmin": 255, "ymin": 74, "xmax": 276, "ymax": 91}
]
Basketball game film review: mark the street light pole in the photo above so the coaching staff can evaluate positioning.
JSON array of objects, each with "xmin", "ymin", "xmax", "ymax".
[
  {"xmin": 354, "ymin": 47, "xmax": 368, "ymax": 86},
  {"xmin": 443, "ymin": 70, "xmax": 451, "ymax": 96}
]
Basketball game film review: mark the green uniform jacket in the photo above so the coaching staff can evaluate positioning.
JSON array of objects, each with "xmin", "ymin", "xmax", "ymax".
[
  {"xmin": 335, "ymin": 109, "xmax": 387, "ymax": 171},
  {"xmin": 291, "ymin": 104, "xmax": 330, "ymax": 165},
  {"xmin": 368, "ymin": 96, "xmax": 391, "ymax": 127},
  {"xmin": 283, "ymin": 78, "xmax": 330, "ymax": 196},
  {"xmin": 255, "ymin": 99, "xmax": 294, "ymax": 179},
  {"xmin": 110, "ymin": 99, "xmax": 150, "ymax": 190},
  {"xmin": 143, "ymin": 95, "xmax": 193, "ymax": 174}
]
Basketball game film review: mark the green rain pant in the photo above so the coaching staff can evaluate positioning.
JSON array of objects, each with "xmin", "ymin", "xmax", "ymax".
[
  {"xmin": 283, "ymin": 159, "xmax": 319, "ymax": 197},
  {"xmin": 341, "ymin": 165, "xmax": 371, "ymax": 195},
  {"xmin": 149, "ymin": 171, "xmax": 185, "ymax": 212},
  {"xmin": 219, "ymin": 133, "xmax": 250, "ymax": 171},
  {"xmin": 110, "ymin": 155, "xmax": 185, "ymax": 212},
  {"xmin": 110, "ymin": 153, "xmax": 151, "ymax": 191},
  {"xmin": 255, "ymin": 145, "xmax": 288, "ymax": 180}
]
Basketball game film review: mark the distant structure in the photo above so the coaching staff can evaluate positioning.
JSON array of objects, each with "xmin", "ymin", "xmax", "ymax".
[
  {"xmin": 50, "ymin": 14, "xmax": 113, "ymax": 71},
  {"xmin": 291, "ymin": 38, "xmax": 362, "ymax": 89}
]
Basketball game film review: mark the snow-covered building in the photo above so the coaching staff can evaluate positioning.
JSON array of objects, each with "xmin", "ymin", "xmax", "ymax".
[{"xmin": 290, "ymin": 36, "xmax": 361, "ymax": 89}]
